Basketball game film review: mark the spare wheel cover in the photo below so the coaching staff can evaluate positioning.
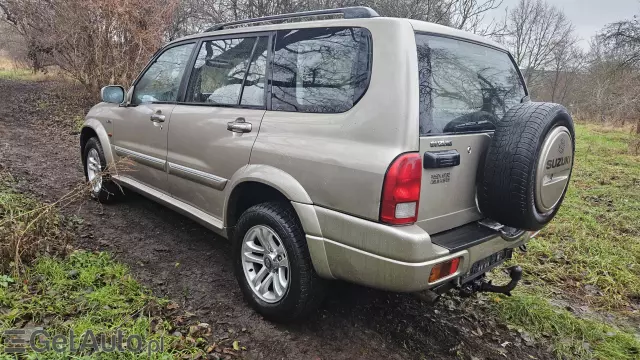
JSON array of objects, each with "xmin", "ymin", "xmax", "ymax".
[{"xmin": 535, "ymin": 126, "xmax": 573, "ymax": 213}]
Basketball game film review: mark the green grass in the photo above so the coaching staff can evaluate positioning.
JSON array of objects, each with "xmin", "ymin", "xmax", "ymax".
[
  {"xmin": 0, "ymin": 172, "xmax": 71, "ymax": 274},
  {"xmin": 0, "ymin": 68, "xmax": 54, "ymax": 81},
  {"xmin": 493, "ymin": 295, "xmax": 639, "ymax": 359},
  {"xmin": 0, "ymin": 173, "xmax": 242, "ymax": 359},
  {"xmin": 491, "ymin": 124, "xmax": 640, "ymax": 359},
  {"xmin": 514, "ymin": 124, "xmax": 640, "ymax": 310},
  {"xmin": 0, "ymin": 251, "xmax": 205, "ymax": 359}
]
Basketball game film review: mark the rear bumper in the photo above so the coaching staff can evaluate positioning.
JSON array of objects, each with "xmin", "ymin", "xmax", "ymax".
[{"xmin": 296, "ymin": 203, "xmax": 530, "ymax": 292}]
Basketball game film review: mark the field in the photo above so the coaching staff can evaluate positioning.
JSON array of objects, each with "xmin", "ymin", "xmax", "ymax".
[
  {"xmin": 0, "ymin": 72, "xmax": 638, "ymax": 359},
  {"xmin": 489, "ymin": 124, "xmax": 640, "ymax": 358}
]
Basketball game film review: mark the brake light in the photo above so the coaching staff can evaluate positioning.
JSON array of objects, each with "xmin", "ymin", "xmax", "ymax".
[
  {"xmin": 429, "ymin": 257, "xmax": 461, "ymax": 283},
  {"xmin": 380, "ymin": 153, "xmax": 422, "ymax": 225}
]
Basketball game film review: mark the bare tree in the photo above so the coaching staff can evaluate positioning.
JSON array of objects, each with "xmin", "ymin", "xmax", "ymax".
[
  {"xmin": 600, "ymin": 16, "xmax": 640, "ymax": 136},
  {"xmin": 500, "ymin": 0, "xmax": 575, "ymax": 86},
  {"xmin": 0, "ymin": 0, "xmax": 178, "ymax": 92},
  {"xmin": 169, "ymin": 0, "xmax": 504, "ymax": 38}
]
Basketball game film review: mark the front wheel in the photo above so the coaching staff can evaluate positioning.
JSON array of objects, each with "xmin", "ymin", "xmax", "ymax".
[
  {"xmin": 233, "ymin": 202, "xmax": 326, "ymax": 322},
  {"xmin": 83, "ymin": 137, "xmax": 121, "ymax": 203}
]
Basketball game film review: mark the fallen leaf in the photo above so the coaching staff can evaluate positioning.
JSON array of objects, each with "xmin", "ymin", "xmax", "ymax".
[{"xmin": 233, "ymin": 341, "xmax": 240, "ymax": 351}]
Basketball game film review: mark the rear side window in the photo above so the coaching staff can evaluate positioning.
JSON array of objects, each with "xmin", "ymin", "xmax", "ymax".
[
  {"xmin": 185, "ymin": 36, "xmax": 268, "ymax": 106},
  {"xmin": 271, "ymin": 27, "xmax": 372, "ymax": 113},
  {"xmin": 416, "ymin": 34, "xmax": 526, "ymax": 135}
]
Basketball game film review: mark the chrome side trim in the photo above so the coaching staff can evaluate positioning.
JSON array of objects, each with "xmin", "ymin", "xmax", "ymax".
[
  {"xmin": 168, "ymin": 162, "xmax": 228, "ymax": 191},
  {"xmin": 114, "ymin": 146, "xmax": 166, "ymax": 171},
  {"xmin": 112, "ymin": 175, "xmax": 226, "ymax": 237}
]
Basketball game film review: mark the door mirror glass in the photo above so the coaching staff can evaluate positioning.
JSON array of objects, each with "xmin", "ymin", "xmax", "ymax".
[{"xmin": 101, "ymin": 85, "xmax": 125, "ymax": 104}]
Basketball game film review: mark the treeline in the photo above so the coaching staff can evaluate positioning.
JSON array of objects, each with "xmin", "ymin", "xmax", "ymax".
[{"xmin": 0, "ymin": 0, "xmax": 639, "ymax": 144}]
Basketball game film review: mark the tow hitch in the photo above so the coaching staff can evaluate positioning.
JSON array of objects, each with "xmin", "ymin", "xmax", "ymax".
[{"xmin": 459, "ymin": 265, "xmax": 522, "ymax": 297}]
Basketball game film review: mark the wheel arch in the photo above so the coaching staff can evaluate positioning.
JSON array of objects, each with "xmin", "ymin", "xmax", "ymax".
[
  {"xmin": 80, "ymin": 119, "xmax": 114, "ymax": 166},
  {"xmin": 224, "ymin": 165, "xmax": 315, "ymax": 231},
  {"xmin": 224, "ymin": 165, "xmax": 331, "ymax": 280}
]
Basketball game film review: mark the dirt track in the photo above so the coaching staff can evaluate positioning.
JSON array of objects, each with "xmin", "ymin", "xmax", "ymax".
[{"xmin": 0, "ymin": 79, "xmax": 551, "ymax": 360}]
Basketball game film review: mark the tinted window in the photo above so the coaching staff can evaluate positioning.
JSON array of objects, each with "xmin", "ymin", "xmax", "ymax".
[
  {"xmin": 271, "ymin": 27, "xmax": 372, "ymax": 113},
  {"xmin": 186, "ymin": 36, "xmax": 268, "ymax": 106},
  {"xmin": 133, "ymin": 43, "xmax": 194, "ymax": 105},
  {"xmin": 416, "ymin": 34, "xmax": 526, "ymax": 135}
]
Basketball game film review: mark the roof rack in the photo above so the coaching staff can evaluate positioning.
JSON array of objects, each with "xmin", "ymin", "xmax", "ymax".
[{"xmin": 204, "ymin": 6, "xmax": 379, "ymax": 32}]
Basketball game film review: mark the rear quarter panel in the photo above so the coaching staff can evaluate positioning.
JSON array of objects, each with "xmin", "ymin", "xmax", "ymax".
[{"xmin": 250, "ymin": 18, "xmax": 420, "ymax": 221}]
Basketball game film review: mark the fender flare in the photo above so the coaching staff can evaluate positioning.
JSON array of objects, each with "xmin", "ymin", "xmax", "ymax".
[
  {"xmin": 223, "ymin": 164, "xmax": 332, "ymax": 279},
  {"xmin": 224, "ymin": 164, "xmax": 312, "ymax": 205},
  {"xmin": 81, "ymin": 119, "xmax": 114, "ymax": 164},
  {"xmin": 223, "ymin": 164, "xmax": 322, "ymax": 234}
]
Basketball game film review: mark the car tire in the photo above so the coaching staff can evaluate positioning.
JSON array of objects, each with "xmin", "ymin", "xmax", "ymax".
[
  {"xmin": 478, "ymin": 102, "xmax": 575, "ymax": 231},
  {"xmin": 233, "ymin": 202, "xmax": 326, "ymax": 322},
  {"xmin": 83, "ymin": 137, "xmax": 122, "ymax": 203}
]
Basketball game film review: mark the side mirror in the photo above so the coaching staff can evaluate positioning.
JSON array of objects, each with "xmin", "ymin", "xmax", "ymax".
[{"xmin": 101, "ymin": 85, "xmax": 125, "ymax": 104}]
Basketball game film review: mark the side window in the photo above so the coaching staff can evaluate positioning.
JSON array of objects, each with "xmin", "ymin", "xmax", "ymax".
[
  {"xmin": 185, "ymin": 36, "xmax": 268, "ymax": 106},
  {"xmin": 133, "ymin": 43, "xmax": 195, "ymax": 105},
  {"xmin": 271, "ymin": 27, "xmax": 372, "ymax": 113}
]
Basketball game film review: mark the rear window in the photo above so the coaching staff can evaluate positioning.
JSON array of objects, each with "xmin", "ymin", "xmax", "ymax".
[
  {"xmin": 416, "ymin": 34, "xmax": 526, "ymax": 135},
  {"xmin": 271, "ymin": 27, "xmax": 372, "ymax": 113}
]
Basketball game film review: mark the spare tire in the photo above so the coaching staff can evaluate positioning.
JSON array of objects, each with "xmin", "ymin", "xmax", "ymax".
[{"xmin": 478, "ymin": 102, "xmax": 575, "ymax": 231}]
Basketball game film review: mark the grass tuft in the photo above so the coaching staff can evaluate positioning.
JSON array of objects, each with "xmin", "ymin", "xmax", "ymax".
[
  {"xmin": 494, "ymin": 294, "xmax": 640, "ymax": 359},
  {"xmin": 0, "ymin": 251, "xmax": 208, "ymax": 358},
  {"xmin": 0, "ymin": 171, "xmax": 72, "ymax": 274}
]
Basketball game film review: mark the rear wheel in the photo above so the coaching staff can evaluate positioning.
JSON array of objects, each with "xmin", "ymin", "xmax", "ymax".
[
  {"xmin": 233, "ymin": 202, "xmax": 326, "ymax": 322},
  {"xmin": 83, "ymin": 137, "xmax": 121, "ymax": 203}
]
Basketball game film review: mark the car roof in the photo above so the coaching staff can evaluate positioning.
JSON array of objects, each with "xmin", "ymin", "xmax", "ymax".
[{"xmin": 166, "ymin": 16, "xmax": 507, "ymax": 52}]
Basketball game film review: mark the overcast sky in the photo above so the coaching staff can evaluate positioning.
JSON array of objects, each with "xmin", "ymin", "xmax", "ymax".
[{"xmin": 485, "ymin": 0, "xmax": 639, "ymax": 48}]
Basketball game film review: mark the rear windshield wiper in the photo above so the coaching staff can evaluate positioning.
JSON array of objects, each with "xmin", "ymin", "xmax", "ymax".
[{"xmin": 452, "ymin": 120, "xmax": 495, "ymax": 133}]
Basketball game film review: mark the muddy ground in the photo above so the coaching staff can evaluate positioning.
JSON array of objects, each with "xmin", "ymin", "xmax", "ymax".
[{"xmin": 0, "ymin": 79, "xmax": 552, "ymax": 359}]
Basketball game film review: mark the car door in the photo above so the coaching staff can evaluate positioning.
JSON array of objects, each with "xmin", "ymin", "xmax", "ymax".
[
  {"xmin": 112, "ymin": 42, "xmax": 196, "ymax": 194},
  {"xmin": 167, "ymin": 35, "xmax": 270, "ymax": 219}
]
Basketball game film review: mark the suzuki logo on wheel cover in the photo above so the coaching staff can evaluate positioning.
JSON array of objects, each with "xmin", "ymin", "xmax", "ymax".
[{"xmin": 558, "ymin": 138, "xmax": 566, "ymax": 154}]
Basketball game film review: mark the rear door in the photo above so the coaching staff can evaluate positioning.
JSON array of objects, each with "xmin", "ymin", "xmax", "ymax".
[
  {"xmin": 414, "ymin": 33, "xmax": 527, "ymax": 234},
  {"xmin": 167, "ymin": 35, "xmax": 269, "ymax": 219}
]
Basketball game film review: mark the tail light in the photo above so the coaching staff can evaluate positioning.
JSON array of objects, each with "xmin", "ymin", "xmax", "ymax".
[{"xmin": 380, "ymin": 153, "xmax": 422, "ymax": 225}]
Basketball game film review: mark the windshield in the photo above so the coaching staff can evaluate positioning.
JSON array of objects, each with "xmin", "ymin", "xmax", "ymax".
[{"xmin": 416, "ymin": 34, "xmax": 526, "ymax": 135}]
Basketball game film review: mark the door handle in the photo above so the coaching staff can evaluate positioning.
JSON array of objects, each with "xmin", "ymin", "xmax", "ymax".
[
  {"xmin": 423, "ymin": 150, "xmax": 461, "ymax": 168},
  {"xmin": 227, "ymin": 117, "xmax": 252, "ymax": 133},
  {"xmin": 150, "ymin": 112, "xmax": 165, "ymax": 123}
]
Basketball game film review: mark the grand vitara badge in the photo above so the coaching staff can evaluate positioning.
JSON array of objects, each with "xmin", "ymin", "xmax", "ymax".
[{"xmin": 430, "ymin": 140, "xmax": 453, "ymax": 147}]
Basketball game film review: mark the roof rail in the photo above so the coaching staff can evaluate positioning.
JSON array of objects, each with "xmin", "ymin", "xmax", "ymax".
[{"xmin": 204, "ymin": 6, "xmax": 379, "ymax": 32}]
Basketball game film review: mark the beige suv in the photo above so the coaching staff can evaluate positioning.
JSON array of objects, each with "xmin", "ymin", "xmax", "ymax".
[{"xmin": 80, "ymin": 7, "xmax": 575, "ymax": 322}]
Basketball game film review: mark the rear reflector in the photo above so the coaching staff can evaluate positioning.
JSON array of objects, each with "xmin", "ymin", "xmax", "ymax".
[
  {"xmin": 429, "ymin": 257, "xmax": 461, "ymax": 283},
  {"xmin": 380, "ymin": 153, "xmax": 422, "ymax": 225}
]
